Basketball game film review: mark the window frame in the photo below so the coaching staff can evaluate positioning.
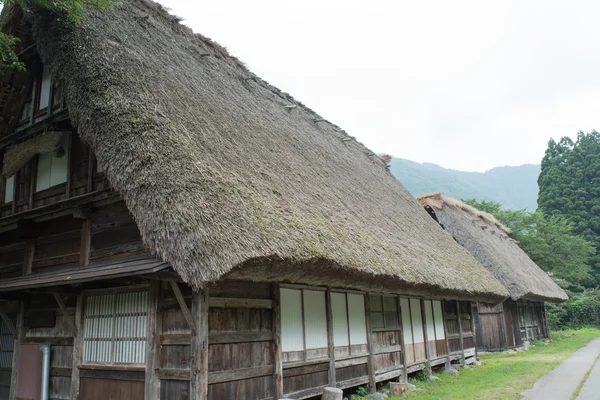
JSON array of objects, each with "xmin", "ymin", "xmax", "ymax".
[
  {"xmin": 330, "ymin": 290, "xmax": 368, "ymax": 357},
  {"xmin": 369, "ymin": 293, "xmax": 400, "ymax": 331},
  {"xmin": 81, "ymin": 285, "xmax": 150, "ymax": 368}
]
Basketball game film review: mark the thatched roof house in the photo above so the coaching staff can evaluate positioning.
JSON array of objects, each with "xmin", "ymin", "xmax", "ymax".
[
  {"xmin": 0, "ymin": 0, "xmax": 508, "ymax": 301},
  {"xmin": 418, "ymin": 194, "xmax": 567, "ymax": 302}
]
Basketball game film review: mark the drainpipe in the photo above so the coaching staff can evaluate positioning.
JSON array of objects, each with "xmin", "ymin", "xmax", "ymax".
[{"xmin": 40, "ymin": 344, "xmax": 51, "ymax": 400}]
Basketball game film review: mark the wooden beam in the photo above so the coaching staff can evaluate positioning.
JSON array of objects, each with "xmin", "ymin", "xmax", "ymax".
[
  {"xmin": 145, "ymin": 281, "xmax": 159, "ymax": 400},
  {"xmin": 209, "ymin": 297, "xmax": 273, "ymax": 309},
  {"xmin": 9, "ymin": 301, "xmax": 25, "ymax": 400},
  {"xmin": 86, "ymin": 147, "xmax": 94, "ymax": 194},
  {"xmin": 169, "ymin": 280, "xmax": 197, "ymax": 336},
  {"xmin": 420, "ymin": 299, "xmax": 431, "ymax": 373},
  {"xmin": 441, "ymin": 301, "xmax": 451, "ymax": 369},
  {"xmin": 53, "ymin": 293, "xmax": 78, "ymax": 337},
  {"xmin": 22, "ymin": 239, "xmax": 34, "ymax": 276},
  {"xmin": 79, "ymin": 219, "xmax": 91, "ymax": 266},
  {"xmin": 325, "ymin": 288, "xmax": 336, "ymax": 386},
  {"xmin": 208, "ymin": 365, "xmax": 274, "ymax": 384},
  {"xmin": 364, "ymin": 294, "xmax": 376, "ymax": 393},
  {"xmin": 0, "ymin": 310, "xmax": 17, "ymax": 337},
  {"xmin": 29, "ymin": 156, "xmax": 37, "ymax": 209},
  {"xmin": 456, "ymin": 300, "xmax": 465, "ymax": 364},
  {"xmin": 396, "ymin": 296, "xmax": 408, "ymax": 383},
  {"xmin": 190, "ymin": 288, "xmax": 209, "ymax": 400},
  {"xmin": 272, "ymin": 283, "xmax": 283, "ymax": 399},
  {"xmin": 65, "ymin": 132, "xmax": 72, "ymax": 199},
  {"xmin": 70, "ymin": 294, "xmax": 83, "ymax": 400}
]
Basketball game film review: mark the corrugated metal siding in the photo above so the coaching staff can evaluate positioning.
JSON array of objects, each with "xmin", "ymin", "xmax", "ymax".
[
  {"xmin": 432, "ymin": 301, "xmax": 445, "ymax": 339},
  {"xmin": 83, "ymin": 290, "xmax": 148, "ymax": 365},
  {"xmin": 347, "ymin": 294, "xmax": 367, "ymax": 345}
]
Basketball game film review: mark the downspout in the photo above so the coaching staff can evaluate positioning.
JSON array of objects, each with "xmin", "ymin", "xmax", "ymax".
[{"xmin": 40, "ymin": 344, "xmax": 51, "ymax": 400}]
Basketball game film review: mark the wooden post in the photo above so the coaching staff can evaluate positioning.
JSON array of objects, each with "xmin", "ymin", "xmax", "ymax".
[
  {"xmin": 468, "ymin": 302, "xmax": 478, "ymax": 360},
  {"xmin": 79, "ymin": 220, "xmax": 91, "ymax": 266},
  {"xmin": 364, "ymin": 294, "xmax": 376, "ymax": 393},
  {"xmin": 272, "ymin": 284, "xmax": 283, "ymax": 399},
  {"xmin": 145, "ymin": 281, "xmax": 159, "ymax": 400},
  {"xmin": 542, "ymin": 303, "xmax": 550, "ymax": 339},
  {"xmin": 23, "ymin": 240, "xmax": 34, "ymax": 276},
  {"xmin": 70, "ymin": 294, "xmax": 83, "ymax": 400},
  {"xmin": 389, "ymin": 382, "xmax": 407, "ymax": 397},
  {"xmin": 9, "ymin": 302, "xmax": 25, "ymax": 400},
  {"xmin": 497, "ymin": 302, "xmax": 507, "ymax": 351},
  {"xmin": 396, "ymin": 297, "xmax": 408, "ymax": 383},
  {"xmin": 325, "ymin": 289, "xmax": 336, "ymax": 386},
  {"xmin": 190, "ymin": 288, "xmax": 209, "ymax": 400},
  {"xmin": 456, "ymin": 301, "xmax": 465, "ymax": 365},
  {"xmin": 420, "ymin": 299, "xmax": 431, "ymax": 373},
  {"xmin": 441, "ymin": 301, "xmax": 451, "ymax": 369}
]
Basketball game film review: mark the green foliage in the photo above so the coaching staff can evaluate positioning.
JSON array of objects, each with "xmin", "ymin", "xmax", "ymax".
[
  {"xmin": 0, "ymin": 0, "xmax": 117, "ymax": 71},
  {"xmin": 389, "ymin": 157, "xmax": 540, "ymax": 211},
  {"xmin": 538, "ymin": 131, "xmax": 600, "ymax": 282},
  {"xmin": 547, "ymin": 290, "xmax": 600, "ymax": 330},
  {"xmin": 462, "ymin": 199, "xmax": 595, "ymax": 286},
  {"xmin": 355, "ymin": 386, "xmax": 369, "ymax": 397}
]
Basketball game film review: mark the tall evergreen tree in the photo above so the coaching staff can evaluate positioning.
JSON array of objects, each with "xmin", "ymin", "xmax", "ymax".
[{"xmin": 538, "ymin": 131, "xmax": 600, "ymax": 282}]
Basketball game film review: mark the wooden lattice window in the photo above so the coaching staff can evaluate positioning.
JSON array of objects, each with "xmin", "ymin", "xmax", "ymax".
[
  {"xmin": 83, "ymin": 289, "xmax": 148, "ymax": 366},
  {"xmin": 370, "ymin": 294, "xmax": 399, "ymax": 330},
  {"xmin": 0, "ymin": 314, "xmax": 16, "ymax": 369}
]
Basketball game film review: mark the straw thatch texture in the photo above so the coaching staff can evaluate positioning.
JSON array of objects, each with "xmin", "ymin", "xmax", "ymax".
[
  {"xmin": 2, "ymin": 131, "xmax": 63, "ymax": 177},
  {"xmin": 1, "ymin": 1, "xmax": 510, "ymax": 301},
  {"xmin": 418, "ymin": 193, "xmax": 568, "ymax": 302}
]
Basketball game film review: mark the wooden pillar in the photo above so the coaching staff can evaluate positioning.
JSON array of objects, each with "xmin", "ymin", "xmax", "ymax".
[
  {"xmin": 70, "ymin": 294, "xmax": 83, "ymax": 400},
  {"xmin": 497, "ymin": 302, "xmax": 508, "ymax": 351},
  {"xmin": 441, "ymin": 301, "xmax": 451, "ymax": 369},
  {"xmin": 364, "ymin": 294, "xmax": 376, "ymax": 393},
  {"xmin": 456, "ymin": 301, "xmax": 465, "ymax": 364},
  {"xmin": 420, "ymin": 299, "xmax": 431, "ymax": 373},
  {"xmin": 79, "ymin": 220, "xmax": 91, "ymax": 267},
  {"xmin": 396, "ymin": 297, "xmax": 408, "ymax": 383},
  {"xmin": 542, "ymin": 303, "xmax": 550, "ymax": 339},
  {"xmin": 9, "ymin": 302, "xmax": 25, "ymax": 400},
  {"xmin": 145, "ymin": 281, "xmax": 160, "ymax": 400},
  {"xmin": 468, "ymin": 301, "xmax": 478, "ymax": 360},
  {"xmin": 325, "ymin": 288, "xmax": 336, "ymax": 387},
  {"xmin": 23, "ymin": 240, "xmax": 34, "ymax": 276},
  {"xmin": 191, "ymin": 288, "xmax": 209, "ymax": 400},
  {"xmin": 272, "ymin": 284, "xmax": 283, "ymax": 399}
]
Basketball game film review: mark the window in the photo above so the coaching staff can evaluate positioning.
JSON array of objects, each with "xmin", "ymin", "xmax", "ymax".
[
  {"xmin": 83, "ymin": 290, "xmax": 148, "ymax": 365},
  {"xmin": 330, "ymin": 292, "xmax": 367, "ymax": 348},
  {"xmin": 38, "ymin": 65, "xmax": 52, "ymax": 110},
  {"xmin": 36, "ymin": 134, "xmax": 68, "ymax": 192},
  {"xmin": 280, "ymin": 288, "xmax": 328, "ymax": 359},
  {"xmin": 409, "ymin": 298, "xmax": 425, "ymax": 344},
  {"xmin": 370, "ymin": 294, "xmax": 399, "ymax": 330},
  {"xmin": 3, "ymin": 175, "xmax": 15, "ymax": 204},
  {"xmin": 0, "ymin": 314, "xmax": 16, "ymax": 369},
  {"xmin": 432, "ymin": 300, "xmax": 445, "ymax": 340}
]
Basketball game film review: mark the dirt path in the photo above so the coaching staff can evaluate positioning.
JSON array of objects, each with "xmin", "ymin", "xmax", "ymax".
[{"xmin": 521, "ymin": 338, "xmax": 600, "ymax": 400}]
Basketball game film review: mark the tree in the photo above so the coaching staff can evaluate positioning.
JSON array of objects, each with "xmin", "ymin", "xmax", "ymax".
[
  {"xmin": 538, "ymin": 131, "xmax": 600, "ymax": 282},
  {"xmin": 1, "ymin": 0, "xmax": 116, "ymax": 70},
  {"xmin": 463, "ymin": 199, "xmax": 595, "ymax": 287}
]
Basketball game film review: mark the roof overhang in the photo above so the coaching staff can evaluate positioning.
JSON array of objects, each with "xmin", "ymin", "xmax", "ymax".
[{"xmin": 0, "ymin": 254, "xmax": 170, "ymax": 292}]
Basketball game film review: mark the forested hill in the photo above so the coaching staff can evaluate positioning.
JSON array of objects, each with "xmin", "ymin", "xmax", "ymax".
[{"xmin": 389, "ymin": 158, "xmax": 540, "ymax": 211}]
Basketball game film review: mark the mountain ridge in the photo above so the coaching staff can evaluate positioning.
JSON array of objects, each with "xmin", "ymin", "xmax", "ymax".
[{"xmin": 389, "ymin": 157, "xmax": 540, "ymax": 211}]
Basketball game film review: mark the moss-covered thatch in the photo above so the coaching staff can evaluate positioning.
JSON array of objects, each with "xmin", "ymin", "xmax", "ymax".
[
  {"xmin": 418, "ymin": 193, "xmax": 568, "ymax": 302},
  {"xmin": 0, "ymin": 0, "xmax": 509, "ymax": 301}
]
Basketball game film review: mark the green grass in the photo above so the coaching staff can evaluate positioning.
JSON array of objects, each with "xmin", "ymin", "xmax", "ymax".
[{"xmin": 394, "ymin": 328, "xmax": 600, "ymax": 400}]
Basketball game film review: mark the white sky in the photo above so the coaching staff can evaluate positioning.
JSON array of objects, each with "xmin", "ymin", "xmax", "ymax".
[{"xmin": 158, "ymin": 0, "xmax": 600, "ymax": 172}]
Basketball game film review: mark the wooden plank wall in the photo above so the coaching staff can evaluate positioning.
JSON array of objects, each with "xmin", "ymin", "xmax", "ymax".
[{"xmin": 473, "ymin": 302, "xmax": 505, "ymax": 351}]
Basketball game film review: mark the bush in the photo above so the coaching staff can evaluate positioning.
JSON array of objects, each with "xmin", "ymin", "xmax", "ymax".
[{"xmin": 547, "ymin": 289, "xmax": 600, "ymax": 330}]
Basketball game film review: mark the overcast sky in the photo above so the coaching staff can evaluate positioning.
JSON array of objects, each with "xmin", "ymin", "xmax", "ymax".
[{"xmin": 158, "ymin": 0, "xmax": 600, "ymax": 172}]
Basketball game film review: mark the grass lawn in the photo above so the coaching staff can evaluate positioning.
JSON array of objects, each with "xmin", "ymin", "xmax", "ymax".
[{"xmin": 398, "ymin": 328, "xmax": 600, "ymax": 400}]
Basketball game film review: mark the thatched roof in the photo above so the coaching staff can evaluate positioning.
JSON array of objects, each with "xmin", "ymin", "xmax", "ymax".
[
  {"xmin": 418, "ymin": 193, "xmax": 568, "ymax": 302},
  {"xmin": 0, "ymin": 1, "xmax": 510, "ymax": 301}
]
